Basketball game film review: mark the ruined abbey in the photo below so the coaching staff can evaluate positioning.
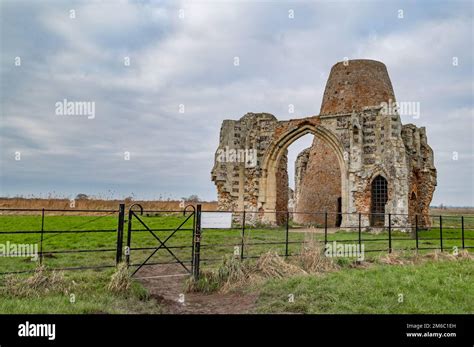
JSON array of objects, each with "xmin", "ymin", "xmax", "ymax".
[{"xmin": 211, "ymin": 60, "xmax": 437, "ymax": 229}]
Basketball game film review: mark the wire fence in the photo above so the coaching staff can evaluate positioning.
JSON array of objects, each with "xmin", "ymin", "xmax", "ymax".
[
  {"xmin": 196, "ymin": 210, "xmax": 474, "ymax": 270},
  {"xmin": 0, "ymin": 207, "xmax": 121, "ymax": 274},
  {"xmin": 0, "ymin": 205, "xmax": 472, "ymax": 277}
]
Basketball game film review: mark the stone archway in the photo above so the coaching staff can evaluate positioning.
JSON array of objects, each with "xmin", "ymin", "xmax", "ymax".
[{"xmin": 258, "ymin": 118, "xmax": 348, "ymax": 225}]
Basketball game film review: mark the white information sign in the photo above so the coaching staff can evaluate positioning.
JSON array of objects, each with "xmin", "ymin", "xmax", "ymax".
[{"xmin": 201, "ymin": 212, "xmax": 233, "ymax": 229}]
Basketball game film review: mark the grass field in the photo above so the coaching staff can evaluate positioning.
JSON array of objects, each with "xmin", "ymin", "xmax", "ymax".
[
  {"xmin": 256, "ymin": 258, "xmax": 474, "ymax": 314},
  {"xmin": 0, "ymin": 212, "xmax": 472, "ymax": 314}
]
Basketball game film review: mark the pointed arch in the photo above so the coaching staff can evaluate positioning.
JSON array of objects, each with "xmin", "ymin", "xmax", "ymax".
[{"xmin": 258, "ymin": 121, "xmax": 348, "ymax": 224}]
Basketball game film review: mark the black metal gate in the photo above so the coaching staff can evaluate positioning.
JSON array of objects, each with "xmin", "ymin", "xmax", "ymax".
[{"xmin": 123, "ymin": 204, "xmax": 200, "ymax": 278}]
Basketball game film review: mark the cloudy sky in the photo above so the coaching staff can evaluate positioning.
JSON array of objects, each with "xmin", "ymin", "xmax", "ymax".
[{"xmin": 0, "ymin": 0, "xmax": 472, "ymax": 206}]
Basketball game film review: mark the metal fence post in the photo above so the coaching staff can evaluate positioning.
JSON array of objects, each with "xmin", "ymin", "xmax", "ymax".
[
  {"xmin": 388, "ymin": 213, "xmax": 392, "ymax": 253},
  {"xmin": 358, "ymin": 213, "xmax": 361, "ymax": 248},
  {"xmin": 461, "ymin": 216, "xmax": 465, "ymax": 249},
  {"xmin": 190, "ymin": 208, "xmax": 196, "ymax": 270},
  {"xmin": 241, "ymin": 211, "xmax": 246, "ymax": 260},
  {"xmin": 324, "ymin": 211, "xmax": 328, "ymax": 246},
  {"xmin": 125, "ymin": 209, "xmax": 133, "ymax": 266},
  {"xmin": 193, "ymin": 204, "xmax": 202, "ymax": 280},
  {"xmin": 116, "ymin": 204, "xmax": 125, "ymax": 265},
  {"xmin": 285, "ymin": 211, "xmax": 290, "ymax": 258},
  {"xmin": 415, "ymin": 214, "xmax": 419, "ymax": 250},
  {"xmin": 39, "ymin": 208, "xmax": 45, "ymax": 265},
  {"xmin": 439, "ymin": 215, "xmax": 443, "ymax": 252}
]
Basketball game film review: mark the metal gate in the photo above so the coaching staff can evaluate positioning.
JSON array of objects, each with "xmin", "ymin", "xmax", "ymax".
[{"xmin": 122, "ymin": 204, "xmax": 201, "ymax": 279}]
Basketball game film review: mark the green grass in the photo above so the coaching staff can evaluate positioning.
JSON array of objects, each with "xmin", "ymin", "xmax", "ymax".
[
  {"xmin": 0, "ymin": 213, "xmax": 472, "ymax": 314},
  {"xmin": 256, "ymin": 259, "xmax": 474, "ymax": 314},
  {"xmin": 0, "ymin": 268, "xmax": 161, "ymax": 314}
]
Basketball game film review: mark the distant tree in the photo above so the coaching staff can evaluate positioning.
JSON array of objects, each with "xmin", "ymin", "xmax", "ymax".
[
  {"xmin": 75, "ymin": 194, "xmax": 89, "ymax": 200},
  {"xmin": 183, "ymin": 195, "xmax": 200, "ymax": 202}
]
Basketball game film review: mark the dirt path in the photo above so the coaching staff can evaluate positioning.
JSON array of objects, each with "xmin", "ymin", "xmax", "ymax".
[{"xmin": 135, "ymin": 264, "xmax": 258, "ymax": 314}]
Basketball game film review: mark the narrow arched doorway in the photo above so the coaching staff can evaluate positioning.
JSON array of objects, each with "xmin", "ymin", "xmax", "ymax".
[{"xmin": 370, "ymin": 175, "xmax": 388, "ymax": 227}]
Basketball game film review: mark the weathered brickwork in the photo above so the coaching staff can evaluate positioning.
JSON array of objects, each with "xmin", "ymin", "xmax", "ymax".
[
  {"xmin": 211, "ymin": 59, "xmax": 437, "ymax": 229},
  {"xmin": 294, "ymin": 136, "xmax": 341, "ymax": 226},
  {"xmin": 320, "ymin": 60, "xmax": 396, "ymax": 116}
]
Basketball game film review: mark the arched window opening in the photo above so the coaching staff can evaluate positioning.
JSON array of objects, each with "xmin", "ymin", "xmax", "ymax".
[
  {"xmin": 353, "ymin": 125, "xmax": 360, "ymax": 143},
  {"xmin": 370, "ymin": 175, "xmax": 388, "ymax": 227}
]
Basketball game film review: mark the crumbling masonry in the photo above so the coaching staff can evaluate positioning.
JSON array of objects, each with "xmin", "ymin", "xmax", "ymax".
[{"xmin": 211, "ymin": 60, "xmax": 437, "ymax": 229}]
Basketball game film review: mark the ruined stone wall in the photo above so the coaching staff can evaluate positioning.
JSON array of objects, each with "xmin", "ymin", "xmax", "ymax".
[
  {"xmin": 288, "ymin": 107, "xmax": 412, "ymax": 228},
  {"xmin": 212, "ymin": 59, "xmax": 437, "ymax": 229},
  {"xmin": 294, "ymin": 148, "xmax": 310, "ymax": 205},
  {"xmin": 211, "ymin": 113, "xmax": 279, "ymax": 214},
  {"xmin": 348, "ymin": 109, "xmax": 408, "ymax": 221},
  {"xmin": 402, "ymin": 124, "xmax": 437, "ymax": 228},
  {"xmin": 212, "ymin": 109, "xmax": 435, "ymax": 229}
]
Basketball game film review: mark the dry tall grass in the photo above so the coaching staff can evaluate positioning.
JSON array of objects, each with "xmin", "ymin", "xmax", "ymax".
[
  {"xmin": 107, "ymin": 263, "xmax": 133, "ymax": 294},
  {"xmin": 256, "ymin": 251, "xmax": 306, "ymax": 278},
  {"xmin": 2, "ymin": 266, "xmax": 69, "ymax": 297},
  {"xmin": 0, "ymin": 198, "xmax": 218, "ymax": 215},
  {"xmin": 296, "ymin": 235, "xmax": 339, "ymax": 273},
  {"xmin": 187, "ymin": 237, "xmax": 339, "ymax": 293},
  {"xmin": 378, "ymin": 249, "xmax": 473, "ymax": 266}
]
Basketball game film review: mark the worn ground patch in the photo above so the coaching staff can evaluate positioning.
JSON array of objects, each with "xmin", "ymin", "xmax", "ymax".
[{"xmin": 135, "ymin": 264, "xmax": 257, "ymax": 314}]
